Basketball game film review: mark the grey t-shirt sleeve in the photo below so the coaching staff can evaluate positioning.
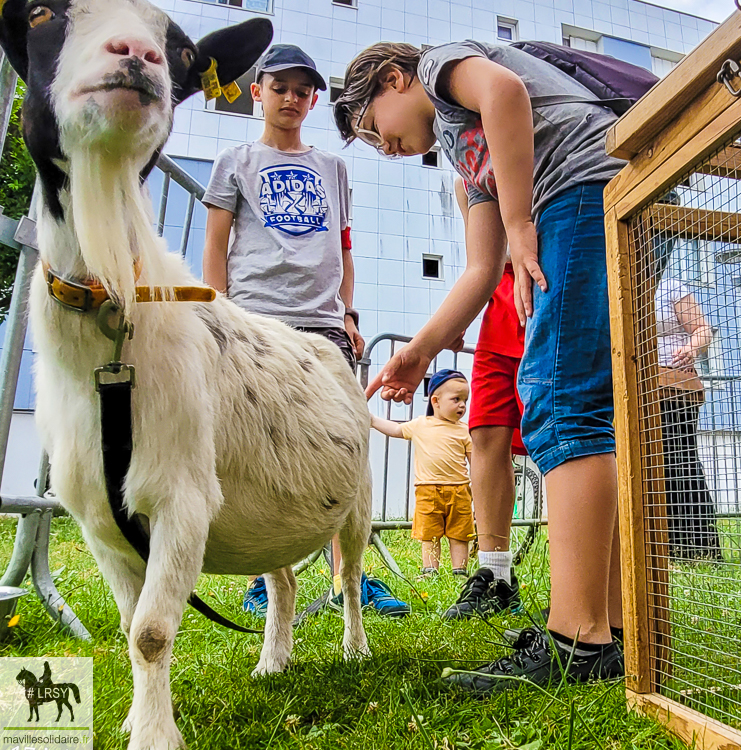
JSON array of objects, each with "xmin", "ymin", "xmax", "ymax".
[
  {"xmin": 203, "ymin": 147, "xmax": 239, "ymax": 213},
  {"xmin": 338, "ymin": 158, "xmax": 350, "ymax": 230},
  {"xmin": 419, "ymin": 41, "xmax": 489, "ymax": 117}
]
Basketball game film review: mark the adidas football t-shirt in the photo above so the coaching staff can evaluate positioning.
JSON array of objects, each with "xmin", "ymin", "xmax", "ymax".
[{"xmin": 203, "ymin": 141, "xmax": 350, "ymax": 328}]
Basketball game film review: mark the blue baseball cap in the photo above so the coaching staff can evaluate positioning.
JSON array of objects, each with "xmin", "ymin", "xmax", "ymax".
[
  {"xmin": 426, "ymin": 369, "xmax": 468, "ymax": 416},
  {"xmin": 255, "ymin": 44, "xmax": 327, "ymax": 91}
]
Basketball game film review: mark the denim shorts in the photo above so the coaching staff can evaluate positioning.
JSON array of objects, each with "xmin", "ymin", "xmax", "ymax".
[{"xmin": 517, "ymin": 182, "xmax": 615, "ymax": 474}]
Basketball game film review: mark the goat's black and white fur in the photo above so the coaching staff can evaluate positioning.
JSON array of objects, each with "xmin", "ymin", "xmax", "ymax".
[{"xmin": 0, "ymin": 2, "xmax": 372, "ymax": 748}]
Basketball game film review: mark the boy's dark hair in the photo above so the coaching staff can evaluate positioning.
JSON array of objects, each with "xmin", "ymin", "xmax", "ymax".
[{"xmin": 334, "ymin": 42, "xmax": 421, "ymax": 144}]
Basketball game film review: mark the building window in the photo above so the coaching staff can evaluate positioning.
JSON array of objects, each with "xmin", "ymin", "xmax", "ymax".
[
  {"xmin": 207, "ymin": 65, "xmax": 262, "ymax": 118},
  {"xmin": 198, "ymin": 0, "xmax": 273, "ymax": 11},
  {"xmin": 497, "ymin": 18, "xmax": 518, "ymax": 42},
  {"xmin": 562, "ymin": 25, "xmax": 601, "ymax": 52},
  {"xmin": 568, "ymin": 34, "xmax": 599, "ymax": 52},
  {"xmin": 668, "ymin": 238, "xmax": 714, "ymax": 287},
  {"xmin": 422, "ymin": 254, "xmax": 443, "ymax": 280},
  {"xmin": 329, "ymin": 77, "xmax": 344, "ymax": 104},
  {"xmin": 652, "ymin": 52, "xmax": 682, "ymax": 78},
  {"xmin": 423, "ymin": 375, "xmax": 431, "ymax": 398},
  {"xmin": 422, "ymin": 148, "xmax": 441, "ymax": 168},
  {"xmin": 333, "ymin": 0, "xmax": 356, "ymax": 7}
]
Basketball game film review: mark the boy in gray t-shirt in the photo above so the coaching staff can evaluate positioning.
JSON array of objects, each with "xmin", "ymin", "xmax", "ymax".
[{"xmin": 203, "ymin": 44, "xmax": 410, "ymax": 623}]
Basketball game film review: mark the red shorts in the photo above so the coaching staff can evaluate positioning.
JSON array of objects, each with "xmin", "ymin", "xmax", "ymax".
[{"xmin": 469, "ymin": 349, "xmax": 527, "ymax": 455}]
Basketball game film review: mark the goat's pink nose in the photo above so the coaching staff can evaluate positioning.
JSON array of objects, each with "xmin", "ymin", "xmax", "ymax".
[{"xmin": 106, "ymin": 38, "xmax": 163, "ymax": 66}]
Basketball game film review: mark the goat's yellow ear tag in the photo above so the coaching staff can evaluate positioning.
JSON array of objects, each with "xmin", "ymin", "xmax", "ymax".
[
  {"xmin": 221, "ymin": 81, "xmax": 242, "ymax": 104},
  {"xmin": 200, "ymin": 58, "xmax": 222, "ymax": 101}
]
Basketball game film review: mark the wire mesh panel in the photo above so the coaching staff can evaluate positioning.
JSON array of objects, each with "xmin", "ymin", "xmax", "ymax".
[{"xmin": 626, "ymin": 134, "xmax": 741, "ymax": 734}]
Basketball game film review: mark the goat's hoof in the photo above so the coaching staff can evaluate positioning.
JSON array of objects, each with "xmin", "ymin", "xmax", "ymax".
[
  {"xmin": 343, "ymin": 641, "xmax": 371, "ymax": 661},
  {"xmin": 252, "ymin": 655, "xmax": 290, "ymax": 677},
  {"xmin": 127, "ymin": 724, "xmax": 185, "ymax": 750}
]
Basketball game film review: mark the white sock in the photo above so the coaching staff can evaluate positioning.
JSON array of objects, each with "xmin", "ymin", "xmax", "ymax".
[{"xmin": 478, "ymin": 551, "xmax": 513, "ymax": 584}]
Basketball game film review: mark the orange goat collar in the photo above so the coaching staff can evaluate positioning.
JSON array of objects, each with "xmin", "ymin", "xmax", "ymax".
[{"xmin": 42, "ymin": 261, "xmax": 216, "ymax": 312}]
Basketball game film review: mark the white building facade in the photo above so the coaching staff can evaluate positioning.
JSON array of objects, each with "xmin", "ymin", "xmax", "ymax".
[{"xmin": 0, "ymin": 0, "xmax": 718, "ymax": 506}]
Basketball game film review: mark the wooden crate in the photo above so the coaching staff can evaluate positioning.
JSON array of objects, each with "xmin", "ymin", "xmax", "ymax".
[{"xmin": 606, "ymin": 11, "xmax": 741, "ymax": 749}]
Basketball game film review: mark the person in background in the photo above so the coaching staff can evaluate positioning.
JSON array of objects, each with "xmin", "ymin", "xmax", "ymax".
[
  {"xmin": 442, "ymin": 177, "xmax": 526, "ymax": 621},
  {"xmin": 654, "ymin": 223, "xmax": 723, "ymax": 561},
  {"xmin": 371, "ymin": 369, "xmax": 474, "ymax": 578},
  {"xmin": 202, "ymin": 44, "xmax": 410, "ymax": 622}
]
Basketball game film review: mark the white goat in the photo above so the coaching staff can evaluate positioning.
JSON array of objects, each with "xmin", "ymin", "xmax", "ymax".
[{"xmin": 0, "ymin": 1, "xmax": 372, "ymax": 748}]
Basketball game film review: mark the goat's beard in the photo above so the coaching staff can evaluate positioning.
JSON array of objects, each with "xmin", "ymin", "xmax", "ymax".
[{"xmin": 67, "ymin": 145, "xmax": 168, "ymax": 316}]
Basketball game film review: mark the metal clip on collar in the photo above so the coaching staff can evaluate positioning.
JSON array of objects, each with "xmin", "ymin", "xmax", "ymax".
[
  {"xmin": 94, "ymin": 300, "xmax": 136, "ymax": 392},
  {"xmin": 718, "ymin": 59, "xmax": 741, "ymax": 97}
]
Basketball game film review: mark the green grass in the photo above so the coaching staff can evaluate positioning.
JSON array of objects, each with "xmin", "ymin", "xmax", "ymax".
[{"xmin": 0, "ymin": 516, "xmax": 718, "ymax": 749}]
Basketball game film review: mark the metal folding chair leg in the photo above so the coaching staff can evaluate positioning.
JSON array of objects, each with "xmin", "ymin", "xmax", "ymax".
[
  {"xmin": 31, "ymin": 509, "xmax": 90, "ymax": 641},
  {"xmin": 369, "ymin": 530, "xmax": 404, "ymax": 579},
  {"xmin": 0, "ymin": 512, "xmax": 38, "ymax": 641}
]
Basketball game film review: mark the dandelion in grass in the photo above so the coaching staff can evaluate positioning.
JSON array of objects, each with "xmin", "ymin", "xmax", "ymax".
[{"xmin": 284, "ymin": 714, "xmax": 301, "ymax": 732}]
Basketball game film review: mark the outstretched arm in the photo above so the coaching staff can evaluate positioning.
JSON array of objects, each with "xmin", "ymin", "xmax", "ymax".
[
  {"xmin": 446, "ymin": 56, "xmax": 547, "ymax": 324},
  {"xmin": 370, "ymin": 413, "xmax": 405, "ymax": 439},
  {"xmin": 366, "ymin": 199, "xmax": 506, "ymax": 403}
]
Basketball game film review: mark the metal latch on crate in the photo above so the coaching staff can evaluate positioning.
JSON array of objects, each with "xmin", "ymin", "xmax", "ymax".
[{"xmin": 717, "ymin": 59, "xmax": 741, "ymax": 97}]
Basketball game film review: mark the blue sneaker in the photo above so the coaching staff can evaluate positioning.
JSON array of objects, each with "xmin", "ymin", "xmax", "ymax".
[
  {"xmin": 243, "ymin": 576, "xmax": 268, "ymax": 618},
  {"xmin": 360, "ymin": 573, "xmax": 410, "ymax": 617}
]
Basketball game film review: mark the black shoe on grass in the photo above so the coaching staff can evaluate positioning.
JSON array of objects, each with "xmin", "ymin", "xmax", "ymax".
[
  {"xmin": 504, "ymin": 610, "xmax": 624, "ymax": 646},
  {"xmin": 442, "ymin": 626, "xmax": 624, "ymax": 695},
  {"xmin": 443, "ymin": 567, "xmax": 521, "ymax": 620}
]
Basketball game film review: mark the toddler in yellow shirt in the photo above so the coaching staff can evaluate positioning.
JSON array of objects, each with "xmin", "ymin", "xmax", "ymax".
[{"xmin": 371, "ymin": 369, "xmax": 474, "ymax": 577}]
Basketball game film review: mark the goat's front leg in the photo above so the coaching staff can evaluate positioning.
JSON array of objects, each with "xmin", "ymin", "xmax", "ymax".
[
  {"xmin": 252, "ymin": 566, "xmax": 297, "ymax": 676},
  {"xmin": 339, "ymin": 468, "xmax": 372, "ymax": 659},
  {"xmin": 125, "ymin": 502, "xmax": 208, "ymax": 750},
  {"xmin": 80, "ymin": 532, "xmax": 146, "ymax": 735}
]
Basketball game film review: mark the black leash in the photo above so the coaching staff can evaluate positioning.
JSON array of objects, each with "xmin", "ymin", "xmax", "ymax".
[{"xmin": 94, "ymin": 303, "xmax": 262, "ymax": 636}]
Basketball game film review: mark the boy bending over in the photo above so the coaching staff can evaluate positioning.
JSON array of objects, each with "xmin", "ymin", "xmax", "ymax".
[{"xmin": 334, "ymin": 40, "xmax": 624, "ymax": 692}]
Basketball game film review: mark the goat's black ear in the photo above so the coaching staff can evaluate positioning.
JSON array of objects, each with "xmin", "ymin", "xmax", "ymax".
[
  {"xmin": 0, "ymin": 0, "xmax": 31, "ymax": 81},
  {"xmin": 175, "ymin": 18, "xmax": 273, "ymax": 105}
]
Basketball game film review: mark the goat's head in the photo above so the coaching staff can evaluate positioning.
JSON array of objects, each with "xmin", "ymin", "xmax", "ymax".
[
  {"xmin": 0, "ymin": 0, "xmax": 272, "ymax": 215},
  {"xmin": 0, "ymin": 0, "xmax": 271, "ymax": 308}
]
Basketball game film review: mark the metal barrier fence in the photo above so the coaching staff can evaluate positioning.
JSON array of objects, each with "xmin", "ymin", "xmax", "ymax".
[{"xmin": 359, "ymin": 332, "xmax": 547, "ymax": 565}]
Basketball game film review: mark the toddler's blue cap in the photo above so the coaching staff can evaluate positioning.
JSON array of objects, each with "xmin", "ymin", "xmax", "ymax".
[
  {"xmin": 256, "ymin": 44, "xmax": 327, "ymax": 91},
  {"xmin": 426, "ymin": 369, "xmax": 467, "ymax": 416}
]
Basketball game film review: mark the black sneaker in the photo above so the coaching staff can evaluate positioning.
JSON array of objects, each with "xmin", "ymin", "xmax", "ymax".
[
  {"xmin": 441, "ymin": 627, "xmax": 624, "ymax": 695},
  {"xmin": 504, "ymin": 610, "xmax": 624, "ymax": 646},
  {"xmin": 443, "ymin": 568, "xmax": 521, "ymax": 620}
]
